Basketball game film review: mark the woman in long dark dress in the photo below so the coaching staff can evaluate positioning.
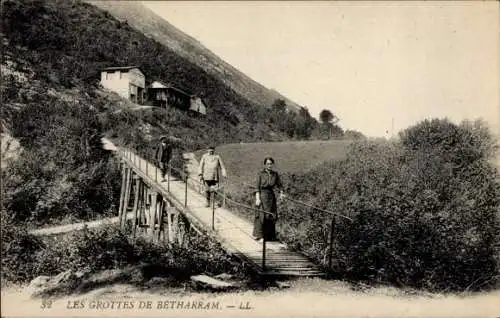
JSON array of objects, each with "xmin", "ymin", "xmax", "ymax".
[{"xmin": 253, "ymin": 157, "xmax": 284, "ymax": 242}]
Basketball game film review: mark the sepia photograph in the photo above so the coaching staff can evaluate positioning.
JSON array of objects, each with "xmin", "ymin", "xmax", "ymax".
[{"xmin": 1, "ymin": 0, "xmax": 499, "ymax": 317}]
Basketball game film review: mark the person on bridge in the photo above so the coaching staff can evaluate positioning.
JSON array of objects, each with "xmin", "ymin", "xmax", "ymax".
[
  {"xmin": 253, "ymin": 157, "xmax": 285, "ymax": 242},
  {"xmin": 198, "ymin": 145, "xmax": 227, "ymax": 207},
  {"xmin": 155, "ymin": 136, "xmax": 173, "ymax": 182}
]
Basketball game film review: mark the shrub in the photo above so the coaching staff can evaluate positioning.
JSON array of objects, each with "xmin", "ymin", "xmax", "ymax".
[
  {"xmin": 274, "ymin": 119, "xmax": 499, "ymax": 291},
  {"xmin": 1, "ymin": 212, "xmax": 45, "ymax": 283},
  {"xmin": 3, "ymin": 93, "xmax": 121, "ymax": 225},
  {"xmin": 2, "ymin": 219, "xmax": 242, "ymax": 285}
]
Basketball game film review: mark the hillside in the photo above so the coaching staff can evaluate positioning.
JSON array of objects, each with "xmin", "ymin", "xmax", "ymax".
[
  {"xmin": 1, "ymin": 0, "xmax": 288, "ymax": 228},
  {"xmin": 195, "ymin": 140, "xmax": 351, "ymax": 195},
  {"xmin": 86, "ymin": 1, "xmax": 303, "ymax": 113},
  {"xmin": 1, "ymin": 0, "xmax": 294, "ymax": 145},
  {"xmin": 0, "ymin": 0, "xmax": 323, "ymax": 229}
]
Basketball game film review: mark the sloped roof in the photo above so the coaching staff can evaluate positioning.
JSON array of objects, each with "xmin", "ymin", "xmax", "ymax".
[
  {"xmin": 102, "ymin": 66, "xmax": 144, "ymax": 75},
  {"xmin": 150, "ymin": 80, "xmax": 192, "ymax": 96}
]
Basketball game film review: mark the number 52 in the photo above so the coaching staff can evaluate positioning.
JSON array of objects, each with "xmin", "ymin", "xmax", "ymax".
[{"xmin": 40, "ymin": 299, "xmax": 53, "ymax": 309}]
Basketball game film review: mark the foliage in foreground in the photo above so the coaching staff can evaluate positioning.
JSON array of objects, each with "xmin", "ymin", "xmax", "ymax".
[
  {"xmin": 1, "ymin": 214, "xmax": 241, "ymax": 284},
  {"xmin": 232, "ymin": 118, "xmax": 500, "ymax": 292},
  {"xmin": 2, "ymin": 90, "xmax": 121, "ymax": 225}
]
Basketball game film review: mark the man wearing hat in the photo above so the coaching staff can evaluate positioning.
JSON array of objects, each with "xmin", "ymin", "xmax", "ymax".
[
  {"xmin": 155, "ymin": 136, "xmax": 173, "ymax": 182},
  {"xmin": 198, "ymin": 145, "xmax": 227, "ymax": 207}
]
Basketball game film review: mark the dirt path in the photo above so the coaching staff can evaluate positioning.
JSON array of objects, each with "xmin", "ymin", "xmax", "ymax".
[
  {"xmin": 28, "ymin": 213, "xmax": 134, "ymax": 236},
  {"xmin": 2, "ymin": 279, "xmax": 499, "ymax": 318},
  {"xmin": 101, "ymin": 137, "xmax": 118, "ymax": 151}
]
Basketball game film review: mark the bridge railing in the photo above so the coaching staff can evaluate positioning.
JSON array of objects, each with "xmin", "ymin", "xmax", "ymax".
[
  {"xmin": 117, "ymin": 147, "xmax": 351, "ymax": 272},
  {"xmin": 208, "ymin": 176, "xmax": 354, "ymax": 271},
  {"xmin": 218, "ymin": 180, "xmax": 353, "ymax": 269}
]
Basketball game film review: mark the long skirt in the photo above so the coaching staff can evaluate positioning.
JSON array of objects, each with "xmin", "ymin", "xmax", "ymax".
[{"xmin": 252, "ymin": 189, "xmax": 278, "ymax": 241}]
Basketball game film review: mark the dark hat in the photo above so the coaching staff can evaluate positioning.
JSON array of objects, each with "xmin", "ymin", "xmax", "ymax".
[
  {"xmin": 208, "ymin": 145, "xmax": 215, "ymax": 150},
  {"xmin": 160, "ymin": 136, "xmax": 168, "ymax": 141}
]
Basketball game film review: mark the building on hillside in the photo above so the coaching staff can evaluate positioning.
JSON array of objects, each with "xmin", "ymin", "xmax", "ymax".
[
  {"xmin": 189, "ymin": 95, "xmax": 207, "ymax": 115},
  {"xmin": 100, "ymin": 66, "xmax": 207, "ymax": 115},
  {"xmin": 148, "ymin": 80, "xmax": 190, "ymax": 110},
  {"xmin": 148, "ymin": 81, "xmax": 206, "ymax": 115},
  {"xmin": 100, "ymin": 66, "xmax": 146, "ymax": 104}
]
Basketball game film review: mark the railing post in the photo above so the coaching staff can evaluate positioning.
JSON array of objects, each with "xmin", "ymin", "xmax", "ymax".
[
  {"xmin": 211, "ymin": 191, "xmax": 215, "ymax": 230},
  {"xmin": 184, "ymin": 172, "xmax": 188, "ymax": 208},
  {"xmin": 146, "ymin": 160, "xmax": 149, "ymax": 178},
  {"xmin": 328, "ymin": 216, "xmax": 336, "ymax": 269},
  {"xmin": 155, "ymin": 164, "xmax": 158, "ymax": 182},
  {"xmin": 222, "ymin": 179, "xmax": 226, "ymax": 208},
  {"xmin": 167, "ymin": 165, "xmax": 171, "ymax": 192},
  {"xmin": 262, "ymin": 237, "xmax": 266, "ymax": 271}
]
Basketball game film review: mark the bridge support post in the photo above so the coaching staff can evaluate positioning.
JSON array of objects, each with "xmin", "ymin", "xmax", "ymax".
[
  {"xmin": 138, "ymin": 184, "xmax": 148, "ymax": 233},
  {"xmin": 176, "ymin": 213, "xmax": 188, "ymax": 247},
  {"xmin": 117, "ymin": 165, "xmax": 127, "ymax": 227},
  {"xmin": 118, "ymin": 166, "xmax": 133, "ymax": 231},
  {"xmin": 156, "ymin": 198, "xmax": 165, "ymax": 243},
  {"xmin": 131, "ymin": 177, "xmax": 142, "ymax": 240},
  {"xmin": 149, "ymin": 192, "xmax": 158, "ymax": 240},
  {"xmin": 167, "ymin": 202, "xmax": 174, "ymax": 243},
  {"xmin": 121, "ymin": 168, "xmax": 133, "ymax": 230}
]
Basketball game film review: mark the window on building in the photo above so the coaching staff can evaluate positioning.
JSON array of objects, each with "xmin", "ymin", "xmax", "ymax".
[{"xmin": 105, "ymin": 71, "xmax": 116, "ymax": 80}]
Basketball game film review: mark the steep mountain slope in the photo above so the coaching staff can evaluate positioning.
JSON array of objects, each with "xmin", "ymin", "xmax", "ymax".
[
  {"xmin": 87, "ymin": 1, "xmax": 303, "ymax": 112},
  {"xmin": 2, "ymin": 0, "xmax": 291, "ymax": 143}
]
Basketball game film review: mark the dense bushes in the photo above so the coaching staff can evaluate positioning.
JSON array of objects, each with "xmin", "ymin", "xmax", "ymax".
[
  {"xmin": 1, "ymin": 220, "xmax": 241, "ymax": 284},
  {"xmin": 1, "ymin": 213, "xmax": 45, "ymax": 283},
  {"xmin": 273, "ymin": 118, "xmax": 499, "ymax": 291},
  {"xmin": 2, "ymin": 90, "xmax": 120, "ymax": 225},
  {"xmin": 267, "ymin": 100, "xmax": 318, "ymax": 139}
]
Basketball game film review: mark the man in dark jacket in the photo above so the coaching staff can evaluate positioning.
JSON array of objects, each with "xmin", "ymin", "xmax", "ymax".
[{"xmin": 155, "ymin": 136, "xmax": 173, "ymax": 182}]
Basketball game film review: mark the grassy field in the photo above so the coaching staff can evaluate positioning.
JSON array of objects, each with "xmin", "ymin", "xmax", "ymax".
[{"xmin": 195, "ymin": 139, "xmax": 351, "ymax": 196}]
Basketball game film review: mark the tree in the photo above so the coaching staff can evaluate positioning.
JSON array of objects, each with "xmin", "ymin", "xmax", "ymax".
[
  {"xmin": 319, "ymin": 109, "xmax": 336, "ymax": 124},
  {"xmin": 319, "ymin": 109, "xmax": 341, "ymax": 139},
  {"xmin": 272, "ymin": 99, "xmax": 287, "ymax": 113},
  {"xmin": 294, "ymin": 107, "xmax": 317, "ymax": 139}
]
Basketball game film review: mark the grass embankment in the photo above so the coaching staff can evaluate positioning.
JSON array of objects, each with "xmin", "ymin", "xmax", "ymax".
[{"xmin": 194, "ymin": 139, "xmax": 351, "ymax": 196}]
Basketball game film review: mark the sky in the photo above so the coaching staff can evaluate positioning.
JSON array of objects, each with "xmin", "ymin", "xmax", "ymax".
[{"xmin": 142, "ymin": 1, "xmax": 499, "ymax": 138}]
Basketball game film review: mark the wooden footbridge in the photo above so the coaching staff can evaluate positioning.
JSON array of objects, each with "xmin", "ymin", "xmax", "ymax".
[{"xmin": 115, "ymin": 148, "xmax": 326, "ymax": 277}]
